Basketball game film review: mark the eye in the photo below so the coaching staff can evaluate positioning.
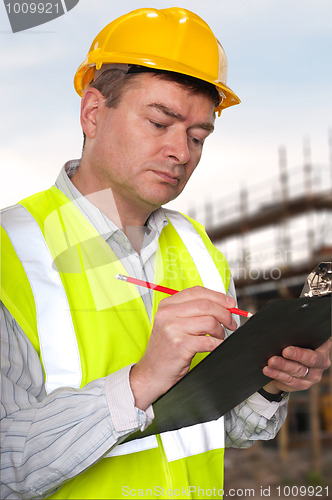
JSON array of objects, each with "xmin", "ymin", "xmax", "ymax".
[
  {"xmin": 190, "ymin": 136, "xmax": 204, "ymax": 146},
  {"xmin": 150, "ymin": 120, "xmax": 167, "ymax": 129}
]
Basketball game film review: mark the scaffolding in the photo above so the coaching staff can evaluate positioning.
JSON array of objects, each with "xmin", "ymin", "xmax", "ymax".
[{"xmin": 188, "ymin": 141, "xmax": 332, "ymax": 307}]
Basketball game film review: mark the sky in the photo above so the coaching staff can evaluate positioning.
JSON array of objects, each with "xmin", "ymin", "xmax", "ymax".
[{"xmin": 1, "ymin": 0, "xmax": 331, "ymax": 217}]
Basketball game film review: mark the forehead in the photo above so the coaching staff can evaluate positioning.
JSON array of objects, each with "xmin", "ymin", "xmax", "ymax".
[{"xmin": 123, "ymin": 73, "xmax": 216, "ymax": 120}]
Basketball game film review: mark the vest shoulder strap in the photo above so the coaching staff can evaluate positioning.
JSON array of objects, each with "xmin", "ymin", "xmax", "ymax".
[{"xmin": 165, "ymin": 209, "xmax": 230, "ymax": 293}]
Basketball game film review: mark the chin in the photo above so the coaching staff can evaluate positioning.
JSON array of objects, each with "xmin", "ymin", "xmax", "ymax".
[{"xmin": 142, "ymin": 187, "xmax": 181, "ymax": 208}]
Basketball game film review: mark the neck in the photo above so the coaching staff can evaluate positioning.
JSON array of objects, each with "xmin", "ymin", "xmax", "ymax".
[
  {"xmin": 70, "ymin": 163, "xmax": 156, "ymax": 251},
  {"xmin": 85, "ymin": 188, "xmax": 151, "ymax": 228},
  {"xmin": 89, "ymin": 192, "xmax": 155, "ymax": 253}
]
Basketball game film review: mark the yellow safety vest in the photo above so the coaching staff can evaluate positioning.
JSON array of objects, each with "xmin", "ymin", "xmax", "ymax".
[{"xmin": 1, "ymin": 186, "xmax": 231, "ymax": 499}]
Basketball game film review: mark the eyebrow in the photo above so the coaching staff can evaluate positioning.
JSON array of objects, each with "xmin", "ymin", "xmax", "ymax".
[{"xmin": 147, "ymin": 103, "xmax": 215, "ymax": 132}]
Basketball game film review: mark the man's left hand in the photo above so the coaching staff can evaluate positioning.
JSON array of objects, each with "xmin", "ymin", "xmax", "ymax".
[{"xmin": 262, "ymin": 338, "xmax": 331, "ymax": 394}]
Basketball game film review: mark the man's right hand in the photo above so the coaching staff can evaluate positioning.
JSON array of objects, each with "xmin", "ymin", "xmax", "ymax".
[{"xmin": 129, "ymin": 286, "xmax": 237, "ymax": 410}]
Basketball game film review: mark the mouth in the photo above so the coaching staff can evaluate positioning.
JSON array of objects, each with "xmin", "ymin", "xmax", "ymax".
[{"xmin": 153, "ymin": 171, "xmax": 180, "ymax": 186}]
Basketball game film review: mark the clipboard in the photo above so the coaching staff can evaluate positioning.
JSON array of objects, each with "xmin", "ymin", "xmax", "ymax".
[{"xmin": 127, "ymin": 294, "xmax": 331, "ymax": 441}]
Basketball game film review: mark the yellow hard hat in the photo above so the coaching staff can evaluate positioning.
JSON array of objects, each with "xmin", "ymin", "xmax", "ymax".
[{"xmin": 74, "ymin": 7, "xmax": 240, "ymax": 114}]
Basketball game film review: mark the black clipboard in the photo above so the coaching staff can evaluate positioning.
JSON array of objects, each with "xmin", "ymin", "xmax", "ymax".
[{"xmin": 127, "ymin": 294, "xmax": 331, "ymax": 441}]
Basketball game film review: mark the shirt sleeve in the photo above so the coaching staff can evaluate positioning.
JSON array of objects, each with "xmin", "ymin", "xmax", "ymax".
[
  {"xmin": 0, "ymin": 303, "xmax": 153, "ymax": 500},
  {"xmin": 225, "ymin": 392, "xmax": 288, "ymax": 448},
  {"xmin": 224, "ymin": 278, "xmax": 289, "ymax": 448}
]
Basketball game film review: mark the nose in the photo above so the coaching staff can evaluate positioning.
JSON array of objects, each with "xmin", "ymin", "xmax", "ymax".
[{"xmin": 164, "ymin": 130, "xmax": 190, "ymax": 164}]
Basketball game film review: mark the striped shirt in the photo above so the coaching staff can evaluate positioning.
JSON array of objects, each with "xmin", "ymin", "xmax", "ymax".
[{"xmin": 0, "ymin": 161, "xmax": 288, "ymax": 499}]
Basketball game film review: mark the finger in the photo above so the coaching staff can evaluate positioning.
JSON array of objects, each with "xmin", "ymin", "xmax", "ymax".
[
  {"xmin": 165, "ymin": 316, "xmax": 226, "ymax": 341},
  {"xmin": 190, "ymin": 333, "xmax": 224, "ymax": 354},
  {"xmin": 161, "ymin": 285, "xmax": 236, "ymax": 310},
  {"xmin": 160, "ymin": 321, "xmax": 224, "ymax": 357},
  {"xmin": 282, "ymin": 339, "xmax": 332, "ymax": 370},
  {"xmin": 187, "ymin": 316, "xmax": 226, "ymax": 340},
  {"xmin": 159, "ymin": 297, "xmax": 237, "ymax": 331},
  {"xmin": 262, "ymin": 365, "xmax": 312, "ymax": 391},
  {"xmin": 267, "ymin": 356, "xmax": 311, "ymax": 379}
]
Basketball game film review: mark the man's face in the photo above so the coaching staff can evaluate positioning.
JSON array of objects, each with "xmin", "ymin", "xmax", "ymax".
[{"xmin": 87, "ymin": 73, "xmax": 215, "ymax": 214}]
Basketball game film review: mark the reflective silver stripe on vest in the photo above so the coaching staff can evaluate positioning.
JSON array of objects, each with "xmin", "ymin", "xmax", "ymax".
[
  {"xmin": 1, "ymin": 205, "xmax": 82, "ymax": 393},
  {"xmin": 160, "ymin": 418, "xmax": 224, "ymax": 461},
  {"xmin": 104, "ymin": 435, "xmax": 159, "ymax": 457},
  {"xmin": 166, "ymin": 210, "xmax": 226, "ymax": 294},
  {"xmin": 105, "ymin": 418, "xmax": 224, "ymax": 461}
]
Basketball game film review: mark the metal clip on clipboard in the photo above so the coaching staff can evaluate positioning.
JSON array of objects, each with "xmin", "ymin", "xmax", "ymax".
[{"xmin": 300, "ymin": 262, "xmax": 332, "ymax": 298}]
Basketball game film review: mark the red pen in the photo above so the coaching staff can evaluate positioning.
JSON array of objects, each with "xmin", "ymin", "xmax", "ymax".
[{"xmin": 115, "ymin": 274, "xmax": 253, "ymax": 318}]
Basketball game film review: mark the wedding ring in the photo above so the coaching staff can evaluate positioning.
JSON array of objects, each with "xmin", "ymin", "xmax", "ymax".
[{"xmin": 303, "ymin": 366, "xmax": 310, "ymax": 377}]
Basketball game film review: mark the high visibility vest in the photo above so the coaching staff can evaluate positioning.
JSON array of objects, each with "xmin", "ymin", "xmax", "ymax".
[{"xmin": 1, "ymin": 186, "xmax": 231, "ymax": 499}]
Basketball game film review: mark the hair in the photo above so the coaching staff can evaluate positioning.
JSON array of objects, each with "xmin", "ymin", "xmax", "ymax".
[{"xmin": 82, "ymin": 66, "xmax": 220, "ymax": 149}]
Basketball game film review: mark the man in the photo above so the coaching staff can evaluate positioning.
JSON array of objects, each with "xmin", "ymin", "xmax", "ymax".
[{"xmin": 1, "ymin": 7, "xmax": 330, "ymax": 500}]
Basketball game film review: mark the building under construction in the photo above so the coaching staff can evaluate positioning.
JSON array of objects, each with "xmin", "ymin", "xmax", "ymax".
[
  {"xmin": 189, "ymin": 141, "xmax": 332, "ymax": 309},
  {"xmin": 188, "ymin": 137, "xmax": 332, "ymax": 490}
]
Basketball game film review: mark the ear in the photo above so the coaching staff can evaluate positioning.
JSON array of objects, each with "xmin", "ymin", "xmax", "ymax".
[{"xmin": 80, "ymin": 87, "xmax": 105, "ymax": 139}]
